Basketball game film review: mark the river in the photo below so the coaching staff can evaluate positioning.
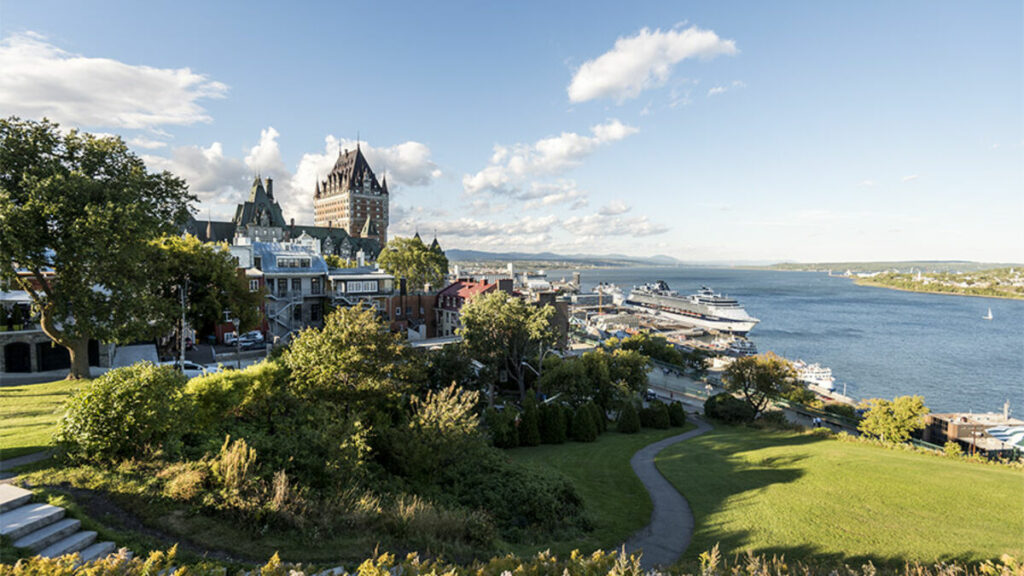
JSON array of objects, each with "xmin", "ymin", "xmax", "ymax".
[{"xmin": 546, "ymin": 266, "xmax": 1023, "ymax": 414}]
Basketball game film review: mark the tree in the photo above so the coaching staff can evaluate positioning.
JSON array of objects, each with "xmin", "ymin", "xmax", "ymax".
[
  {"xmin": 150, "ymin": 234, "xmax": 263, "ymax": 343},
  {"xmin": 617, "ymin": 402, "xmax": 640, "ymax": 433},
  {"xmin": 0, "ymin": 118, "xmax": 194, "ymax": 378},
  {"xmin": 283, "ymin": 304, "xmax": 423, "ymax": 407},
  {"xmin": 723, "ymin": 352, "xmax": 796, "ymax": 417},
  {"xmin": 459, "ymin": 291, "xmax": 555, "ymax": 402},
  {"xmin": 857, "ymin": 395, "xmax": 929, "ymax": 444},
  {"xmin": 376, "ymin": 236, "xmax": 448, "ymax": 292}
]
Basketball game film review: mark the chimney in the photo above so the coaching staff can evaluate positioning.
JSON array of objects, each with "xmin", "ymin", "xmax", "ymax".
[
  {"xmin": 266, "ymin": 177, "xmax": 274, "ymax": 198},
  {"xmin": 290, "ymin": 218, "xmax": 295, "ymax": 227},
  {"xmin": 357, "ymin": 249, "xmax": 365, "ymax": 267}
]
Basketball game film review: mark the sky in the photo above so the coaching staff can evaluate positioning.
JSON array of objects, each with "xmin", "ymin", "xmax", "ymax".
[{"xmin": 1, "ymin": 1, "xmax": 1021, "ymax": 263}]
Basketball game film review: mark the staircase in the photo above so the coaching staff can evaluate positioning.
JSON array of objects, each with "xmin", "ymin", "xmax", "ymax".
[{"xmin": 0, "ymin": 484, "xmax": 118, "ymax": 562}]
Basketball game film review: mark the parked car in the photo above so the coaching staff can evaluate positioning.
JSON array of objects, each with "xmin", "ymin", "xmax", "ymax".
[
  {"xmin": 160, "ymin": 360, "xmax": 208, "ymax": 379},
  {"xmin": 644, "ymin": 388, "xmax": 658, "ymax": 401},
  {"xmin": 223, "ymin": 331, "xmax": 238, "ymax": 345}
]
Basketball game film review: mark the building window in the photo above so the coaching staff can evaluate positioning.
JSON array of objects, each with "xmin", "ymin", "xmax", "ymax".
[
  {"xmin": 278, "ymin": 280, "xmax": 287, "ymax": 297},
  {"xmin": 293, "ymin": 304, "xmax": 302, "ymax": 321},
  {"xmin": 266, "ymin": 279, "xmax": 274, "ymax": 291},
  {"xmin": 292, "ymin": 278, "xmax": 302, "ymax": 294},
  {"xmin": 249, "ymin": 279, "xmax": 259, "ymax": 292},
  {"xmin": 310, "ymin": 303, "xmax": 322, "ymax": 322},
  {"xmin": 254, "ymin": 257, "xmax": 262, "ymax": 269},
  {"xmin": 311, "ymin": 278, "xmax": 322, "ymax": 295},
  {"xmin": 396, "ymin": 307, "xmax": 403, "ymax": 317}
]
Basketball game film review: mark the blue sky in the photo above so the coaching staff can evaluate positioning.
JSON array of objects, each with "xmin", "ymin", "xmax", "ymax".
[{"xmin": 1, "ymin": 1, "xmax": 1020, "ymax": 263}]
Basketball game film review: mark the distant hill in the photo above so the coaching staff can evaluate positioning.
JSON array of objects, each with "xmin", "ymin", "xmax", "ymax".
[
  {"xmin": 445, "ymin": 249, "xmax": 683, "ymax": 268},
  {"xmin": 767, "ymin": 261, "xmax": 1022, "ymax": 274}
]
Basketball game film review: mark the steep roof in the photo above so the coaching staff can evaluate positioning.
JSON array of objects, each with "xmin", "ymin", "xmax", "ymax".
[
  {"xmin": 234, "ymin": 177, "xmax": 286, "ymax": 228},
  {"xmin": 438, "ymin": 279, "xmax": 496, "ymax": 300},
  {"xmin": 326, "ymin": 146, "xmax": 386, "ymax": 195}
]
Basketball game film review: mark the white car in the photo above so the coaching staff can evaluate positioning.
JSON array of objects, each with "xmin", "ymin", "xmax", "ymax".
[{"xmin": 160, "ymin": 360, "xmax": 208, "ymax": 379}]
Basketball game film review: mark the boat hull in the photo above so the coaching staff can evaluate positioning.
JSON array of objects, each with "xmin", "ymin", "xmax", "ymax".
[{"xmin": 625, "ymin": 300, "xmax": 759, "ymax": 335}]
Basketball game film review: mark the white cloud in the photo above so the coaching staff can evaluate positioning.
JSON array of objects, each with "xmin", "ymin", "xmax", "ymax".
[
  {"xmin": 0, "ymin": 32, "xmax": 227, "ymax": 130},
  {"xmin": 707, "ymin": 80, "xmax": 746, "ymax": 97},
  {"xmin": 127, "ymin": 136, "xmax": 168, "ymax": 150},
  {"xmin": 523, "ymin": 181, "xmax": 589, "ymax": 210},
  {"xmin": 568, "ymin": 26, "xmax": 737, "ymax": 103},
  {"xmin": 563, "ymin": 212, "xmax": 668, "ymax": 238},
  {"xmin": 599, "ymin": 201, "xmax": 631, "ymax": 215},
  {"xmin": 901, "ymin": 174, "xmax": 920, "ymax": 183},
  {"xmin": 463, "ymin": 119, "xmax": 637, "ymax": 196},
  {"xmin": 391, "ymin": 216, "xmax": 559, "ymax": 250},
  {"xmin": 142, "ymin": 142, "xmax": 249, "ymax": 216},
  {"xmin": 859, "ymin": 179, "xmax": 878, "ymax": 188}
]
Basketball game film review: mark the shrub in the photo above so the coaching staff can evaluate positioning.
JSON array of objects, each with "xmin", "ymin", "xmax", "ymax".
[
  {"xmin": 571, "ymin": 404, "xmax": 598, "ymax": 442},
  {"xmin": 752, "ymin": 409, "xmax": 799, "ymax": 431},
  {"xmin": 539, "ymin": 402, "xmax": 566, "ymax": 444},
  {"xmin": 519, "ymin": 396, "xmax": 542, "ymax": 447},
  {"xmin": 944, "ymin": 441, "xmax": 964, "ymax": 457},
  {"xmin": 640, "ymin": 401, "xmax": 671, "ymax": 429},
  {"xmin": 213, "ymin": 435, "xmax": 260, "ymax": 506},
  {"xmin": 704, "ymin": 392, "xmax": 756, "ymax": 424},
  {"xmin": 617, "ymin": 402, "xmax": 640, "ymax": 433},
  {"xmin": 159, "ymin": 461, "xmax": 209, "ymax": 501},
  {"xmin": 485, "ymin": 407, "xmax": 519, "ymax": 448},
  {"xmin": 586, "ymin": 401, "xmax": 607, "ymax": 433},
  {"xmin": 185, "ymin": 360, "xmax": 291, "ymax": 434},
  {"xmin": 56, "ymin": 362, "xmax": 187, "ymax": 462},
  {"xmin": 824, "ymin": 402, "xmax": 857, "ymax": 419},
  {"xmin": 668, "ymin": 401, "xmax": 687, "ymax": 427}
]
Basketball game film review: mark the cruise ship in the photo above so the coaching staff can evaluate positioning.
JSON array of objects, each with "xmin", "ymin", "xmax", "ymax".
[{"xmin": 625, "ymin": 282, "xmax": 760, "ymax": 335}]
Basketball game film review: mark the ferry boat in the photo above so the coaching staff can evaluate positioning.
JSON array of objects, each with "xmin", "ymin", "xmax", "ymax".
[
  {"xmin": 792, "ymin": 360, "xmax": 836, "ymax": 391},
  {"xmin": 625, "ymin": 282, "xmax": 760, "ymax": 335},
  {"xmin": 593, "ymin": 282, "xmax": 625, "ymax": 306}
]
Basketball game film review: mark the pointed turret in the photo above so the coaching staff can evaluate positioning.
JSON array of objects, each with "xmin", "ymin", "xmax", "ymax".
[
  {"xmin": 413, "ymin": 230, "xmax": 422, "ymax": 242},
  {"xmin": 361, "ymin": 216, "xmax": 373, "ymax": 238},
  {"xmin": 381, "ymin": 173, "xmax": 389, "ymax": 195},
  {"xmin": 429, "ymin": 236, "xmax": 441, "ymax": 252}
]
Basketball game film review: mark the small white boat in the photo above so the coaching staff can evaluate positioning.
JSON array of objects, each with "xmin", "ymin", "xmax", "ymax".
[{"xmin": 983, "ymin": 308, "xmax": 993, "ymax": 320}]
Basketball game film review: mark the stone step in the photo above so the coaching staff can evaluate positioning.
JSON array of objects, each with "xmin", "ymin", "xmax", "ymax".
[
  {"xmin": 38, "ymin": 530, "xmax": 97, "ymax": 558},
  {"xmin": 77, "ymin": 541, "xmax": 118, "ymax": 564},
  {"xmin": 0, "ymin": 502, "xmax": 65, "ymax": 540},
  {"xmin": 0, "ymin": 484, "xmax": 33, "ymax": 513},
  {"xmin": 12, "ymin": 517, "xmax": 82, "ymax": 552}
]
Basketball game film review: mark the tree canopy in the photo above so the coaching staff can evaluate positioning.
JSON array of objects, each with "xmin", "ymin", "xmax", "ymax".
[
  {"xmin": 376, "ymin": 236, "xmax": 448, "ymax": 292},
  {"xmin": 723, "ymin": 352, "xmax": 796, "ymax": 416},
  {"xmin": 857, "ymin": 396, "xmax": 929, "ymax": 444},
  {"xmin": 0, "ymin": 117, "xmax": 194, "ymax": 378},
  {"xmin": 459, "ymin": 291, "xmax": 555, "ymax": 402}
]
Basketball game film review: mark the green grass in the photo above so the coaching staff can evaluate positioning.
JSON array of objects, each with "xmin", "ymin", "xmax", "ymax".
[
  {"xmin": 0, "ymin": 379, "xmax": 86, "ymax": 460},
  {"xmin": 656, "ymin": 426, "xmax": 1024, "ymax": 566},
  {"xmin": 506, "ymin": 424, "xmax": 694, "ymax": 557}
]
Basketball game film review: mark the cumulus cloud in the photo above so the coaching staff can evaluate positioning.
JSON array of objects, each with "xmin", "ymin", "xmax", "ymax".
[
  {"xmin": 568, "ymin": 26, "xmax": 737, "ymax": 103},
  {"xmin": 562, "ymin": 212, "xmax": 669, "ymax": 238},
  {"xmin": 463, "ymin": 119, "xmax": 637, "ymax": 196},
  {"xmin": 128, "ymin": 136, "xmax": 168, "ymax": 150},
  {"xmin": 0, "ymin": 32, "xmax": 226, "ymax": 131},
  {"xmin": 142, "ymin": 141, "xmax": 250, "ymax": 216},
  {"xmin": 599, "ymin": 200, "xmax": 631, "ymax": 215}
]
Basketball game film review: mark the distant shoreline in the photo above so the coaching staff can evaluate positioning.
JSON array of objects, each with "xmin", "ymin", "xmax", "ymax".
[{"xmin": 852, "ymin": 278, "xmax": 1024, "ymax": 301}]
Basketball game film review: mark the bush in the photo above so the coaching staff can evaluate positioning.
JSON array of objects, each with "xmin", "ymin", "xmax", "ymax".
[
  {"xmin": 539, "ymin": 402, "xmax": 566, "ymax": 444},
  {"xmin": 824, "ymin": 402, "xmax": 857, "ymax": 419},
  {"xmin": 704, "ymin": 392, "xmax": 756, "ymax": 424},
  {"xmin": 586, "ymin": 401, "xmax": 607, "ymax": 433},
  {"xmin": 640, "ymin": 401, "xmax": 671, "ymax": 429},
  {"xmin": 571, "ymin": 404, "xmax": 599, "ymax": 442},
  {"xmin": 519, "ymin": 396, "xmax": 542, "ymax": 447},
  {"xmin": 668, "ymin": 401, "xmax": 687, "ymax": 427},
  {"xmin": 944, "ymin": 441, "xmax": 964, "ymax": 457},
  {"xmin": 752, "ymin": 409, "xmax": 799, "ymax": 431},
  {"xmin": 56, "ymin": 362, "xmax": 187, "ymax": 461},
  {"xmin": 617, "ymin": 402, "xmax": 640, "ymax": 433},
  {"xmin": 485, "ymin": 407, "xmax": 519, "ymax": 448}
]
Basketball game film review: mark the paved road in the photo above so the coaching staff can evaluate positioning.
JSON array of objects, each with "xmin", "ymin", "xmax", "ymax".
[{"xmin": 623, "ymin": 415, "xmax": 713, "ymax": 569}]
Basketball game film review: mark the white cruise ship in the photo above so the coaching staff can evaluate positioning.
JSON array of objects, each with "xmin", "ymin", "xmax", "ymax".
[{"xmin": 625, "ymin": 282, "xmax": 760, "ymax": 335}]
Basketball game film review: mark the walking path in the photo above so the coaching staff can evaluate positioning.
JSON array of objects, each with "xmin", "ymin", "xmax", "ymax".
[{"xmin": 623, "ymin": 415, "xmax": 713, "ymax": 569}]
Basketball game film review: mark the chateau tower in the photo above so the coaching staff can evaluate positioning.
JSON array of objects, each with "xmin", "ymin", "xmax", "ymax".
[{"xmin": 314, "ymin": 145, "xmax": 389, "ymax": 244}]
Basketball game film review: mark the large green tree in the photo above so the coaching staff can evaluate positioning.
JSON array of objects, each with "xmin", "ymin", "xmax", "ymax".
[
  {"xmin": 459, "ymin": 291, "xmax": 555, "ymax": 402},
  {"xmin": 858, "ymin": 395, "xmax": 929, "ymax": 444},
  {"xmin": 723, "ymin": 352, "xmax": 796, "ymax": 417},
  {"xmin": 150, "ymin": 234, "xmax": 263, "ymax": 343},
  {"xmin": 0, "ymin": 118, "xmax": 194, "ymax": 378},
  {"xmin": 376, "ymin": 235, "xmax": 448, "ymax": 292}
]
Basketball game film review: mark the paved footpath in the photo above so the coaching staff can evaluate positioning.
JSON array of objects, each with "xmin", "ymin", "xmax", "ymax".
[{"xmin": 623, "ymin": 416, "xmax": 713, "ymax": 569}]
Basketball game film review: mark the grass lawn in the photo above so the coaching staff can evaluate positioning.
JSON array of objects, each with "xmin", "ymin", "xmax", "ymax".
[
  {"xmin": 506, "ymin": 424, "xmax": 694, "ymax": 557},
  {"xmin": 656, "ymin": 425, "xmax": 1024, "ymax": 566},
  {"xmin": 0, "ymin": 379, "xmax": 85, "ymax": 460}
]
